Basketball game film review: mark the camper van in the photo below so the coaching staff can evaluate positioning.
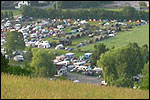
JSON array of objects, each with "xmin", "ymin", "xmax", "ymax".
[{"xmin": 56, "ymin": 61, "xmax": 70, "ymax": 66}]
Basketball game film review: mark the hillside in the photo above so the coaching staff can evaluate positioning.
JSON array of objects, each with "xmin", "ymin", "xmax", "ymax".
[
  {"xmin": 1, "ymin": 74, "xmax": 149, "ymax": 99},
  {"xmin": 81, "ymin": 24, "xmax": 149, "ymax": 51}
]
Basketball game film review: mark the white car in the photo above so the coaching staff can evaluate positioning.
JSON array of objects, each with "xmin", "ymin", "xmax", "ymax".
[
  {"xmin": 30, "ymin": 33, "xmax": 37, "ymax": 38},
  {"xmin": 73, "ymin": 80, "xmax": 80, "ymax": 83},
  {"xmin": 108, "ymin": 34, "xmax": 115, "ymax": 37},
  {"xmin": 14, "ymin": 55, "xmax": 24, "ymax": 62},
  {"xmin": 23, "ymin": 33, "xmax": 29, "ymax": 37},
  {"xmin": 101, "ymin": 80, "xmax": 107, "ymax": 86}
]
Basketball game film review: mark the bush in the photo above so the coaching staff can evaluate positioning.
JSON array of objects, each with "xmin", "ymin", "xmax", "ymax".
[{"xmin": 7, "ymin": 65, "xmax": 33, "ymax": 76}]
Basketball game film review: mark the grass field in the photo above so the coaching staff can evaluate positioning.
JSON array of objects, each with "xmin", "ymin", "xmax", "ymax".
[
  {"xmin": 1, "ymin": 73, "xmax": 149, "ymax": 99},
  {"xmin": 81, "ymin": 24, "xmax": 149, "ymax": 52},
  {"xmin": 1, "ymin": 9, "xmax": 21, "ymax": 16},
  {"xmin": 43, "ymin": 24, "xmax": 149, "ymax": 56}
]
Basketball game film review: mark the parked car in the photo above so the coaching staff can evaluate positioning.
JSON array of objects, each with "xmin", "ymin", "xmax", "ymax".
[
  {"xmin": 73, "ymin": 80, "xmax": 80, "ymax": 83},
  {"xmin": 70, "ymin": 67, "xmax": 77, "ymax": 72},
  {"xmin": 14, "ymin": 55, "xmax": 24, "ymax": 62}
]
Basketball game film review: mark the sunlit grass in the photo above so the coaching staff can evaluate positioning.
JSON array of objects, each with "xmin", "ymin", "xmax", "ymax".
[
  {"xmin": 1, "ymin": 73, "xmax": 149, "ymax": 99},
  {"xmin": 81, "ymin": 24, "xmax": 149, "ymax": 51}
]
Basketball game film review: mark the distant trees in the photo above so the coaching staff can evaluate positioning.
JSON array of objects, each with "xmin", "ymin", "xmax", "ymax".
[
  {"xmin": 1, "ymin": 11, "xmax": 14, "ymax": 20},
  {"xmin": 21, "ymin": 6, "xmax": 149, "ymax": 20},
  {"xmin": 121, "ymin": 6, "xmax": 137, "ymax": 20},
  {"xmin": 30, "ymin": 49, "xmax": 56, "ymax": 77},
  {"xmin": 97, "ymin": 43, "xmax": 149, "ymax": 88},
  {"xmin": 5, "ymin": 31, "xmax": 25, "ymax": 55},
  {"xmin": 60, "ymin": 1, "xmax": 112, "ymax": 9}
]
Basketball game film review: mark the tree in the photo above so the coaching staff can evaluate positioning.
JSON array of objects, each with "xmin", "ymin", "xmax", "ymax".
[
  {"xmin": 5, "ymin": 31, "xmax": 25, "ymax": 55},
  {"xmin": 97, "ymin": 43, "xmax": 146, "ymax": 88},
  {"xmin": 4, "ymin": 11, "xmax": 9, "ymax": 18},
  {"xmin": 1, "ymin": 53, "xmax": 9, "ymax": 73},
  {"xmin": 90, "ymin": 43, "xmax": 109, "ymax": 66},
  {"xmin": 7, "ymin": 64, "xmax": 34, "ymax": 76},
  {"xmin": 30, "ymin": 49, "xmax": 56, "ymax": 77},
  {"xmin": 140, "ymin": 44, "xmax": 149, "ymax": 64},
  {"xmin": 140, "ymin": 62, "xmax": 149, "ymax": 90}
]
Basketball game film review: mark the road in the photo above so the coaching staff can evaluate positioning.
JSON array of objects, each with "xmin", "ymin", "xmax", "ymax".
[{"xmin": 66, "ymin": 72, "xmax": 103, "ymax": 85}]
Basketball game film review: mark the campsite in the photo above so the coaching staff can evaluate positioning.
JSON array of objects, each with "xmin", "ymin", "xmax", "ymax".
[
  {"xmin": 1, "ymin": 15, "xmax": 149, "ymax": 85},
  {"xmin": 1, "ymin": 1, "xmax": 149, "ymax": 99}
]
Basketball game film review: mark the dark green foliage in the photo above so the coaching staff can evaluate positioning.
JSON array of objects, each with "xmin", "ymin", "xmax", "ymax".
[
  {"xmin": 60, "ymin": 1, "xmax": 112, "ymax": 9},
  {"xmin": 97, "ymin": 42, "xmax": 148, "ymax": 88},
  {"xmin": 91, "ymin": 43, "xmax": 109, "ymax": 66},
  {"xmin": 140, "ymin": 62, "xmax": 149, "ymax": 90},
  {"xmin": 21, "ymin": 6, "xmax": 149, "ymax": 20},
  {"xmin": 121, "ymin": 6, "xmax": 137, "ymax": 20},
  {"xmin": 1, "ymin": 53, "xmax": 9, "ymax": 73},
  {"xmin": 7, "ymin": 65, "xmax": 33, "ymax": 76},
  {"xmin": 1, "ymin": 53, "xmax": 33, "ymax": 76},
  {"xmin": 140, "ymin": 44, "xmax": 149, "ymax": 64}
]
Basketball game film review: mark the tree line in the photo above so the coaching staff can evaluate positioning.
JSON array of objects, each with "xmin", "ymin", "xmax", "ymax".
[
  {"xmin": 1, "ymin": 11, "xmax": 14, "ymax": 20},
  {"xmin": 60, "ymin": 1, "xmax": 112, "ymax": 9},
  {"xmin": 21, "ymin": 6, "xmax": 149, "ymax": 20},
  {"xmin": 91, "ymin": 43, "xmax": 149, "ymax": 89}
]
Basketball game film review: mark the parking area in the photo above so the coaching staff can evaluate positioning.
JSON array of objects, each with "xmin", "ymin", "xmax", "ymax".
[{"xmin": 66, "ymin": 72, "xmax": 103, "ymax": 85}]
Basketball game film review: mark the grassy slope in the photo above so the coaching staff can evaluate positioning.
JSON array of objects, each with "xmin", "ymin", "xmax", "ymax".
[
  {"xmin": 81, "ymin": 24, "xmax": 149, "ymax": 52},
  {"xmin": 1, "ymin": 74, "xmax": 149, "ymax": 99}
]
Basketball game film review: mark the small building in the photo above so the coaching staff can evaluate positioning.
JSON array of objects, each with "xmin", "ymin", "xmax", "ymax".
[{"xmin": 55, "ymin": 65, "xmax": 67, "ymax": 77}]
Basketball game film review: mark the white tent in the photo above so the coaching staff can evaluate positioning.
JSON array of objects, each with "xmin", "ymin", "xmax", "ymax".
[{"xmin": 55, "ymin": 44, "xmax": 64, "ymax": 50}]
